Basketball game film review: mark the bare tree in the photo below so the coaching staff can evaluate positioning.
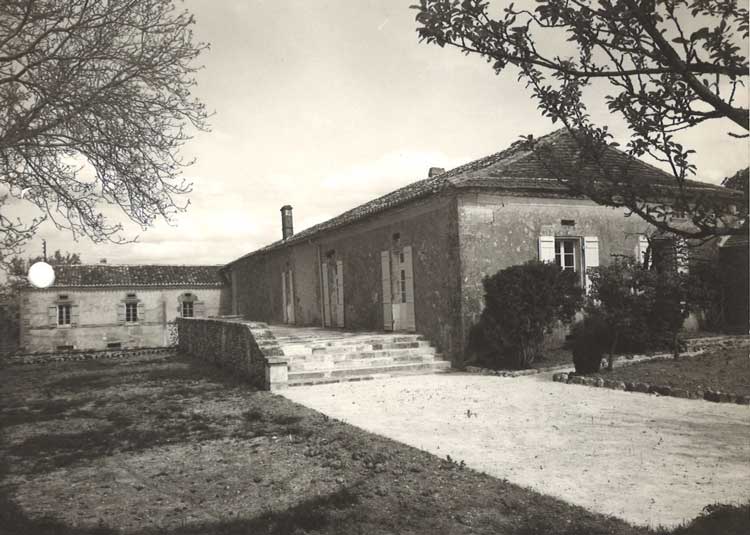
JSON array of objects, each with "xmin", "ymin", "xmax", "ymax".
[
  {"xmin": 413, "ymin": 0, "xmax": 748, "ymax": 238},
  {"xmin": 0, "ymin": 0, "xmax": 209, "ymax": 268}
]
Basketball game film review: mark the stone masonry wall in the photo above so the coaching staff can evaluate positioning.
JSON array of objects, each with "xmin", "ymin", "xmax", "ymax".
[{"xmin": 177, "ymin": 317, "xmax": 285, "ymax": 390}]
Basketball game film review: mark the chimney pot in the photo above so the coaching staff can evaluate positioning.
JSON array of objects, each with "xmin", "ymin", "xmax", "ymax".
[
  {"xmin": 280, "ymin": 205, "xmax": 294, "ymax": 240},
  {"xmin": 100, "ymin": 258, "xmax": 107, "ymax": 264},
  {"xmin": 428, "ymin": 167, "xmax": 445, "ymax": 178}
]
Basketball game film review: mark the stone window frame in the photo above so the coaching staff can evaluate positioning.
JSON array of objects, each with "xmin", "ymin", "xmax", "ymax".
[
  {"xmin": 178, "ymin": 292, "xmax": 204, "ymax": 318},
  {"xmin": 49, "ymin": 294, "xmax": 78, "ymax": 328},
  {"xmin": 119, "ymin": 292, "xmax": 143, "ymax": 325}
]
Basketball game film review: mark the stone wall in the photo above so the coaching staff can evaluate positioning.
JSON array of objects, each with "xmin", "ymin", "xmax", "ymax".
[
  {"xmin": 177, "ymin": 317, "xmax": 287, "ymax": 390},
  {"xmin": 21, "ymin": 286, "xmax": 230, "ymax": 353}
]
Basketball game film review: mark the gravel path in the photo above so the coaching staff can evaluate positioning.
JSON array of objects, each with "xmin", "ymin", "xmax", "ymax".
[{"xmin": 281, "ymin": 372, "xmax": 750, "ymax": 528}]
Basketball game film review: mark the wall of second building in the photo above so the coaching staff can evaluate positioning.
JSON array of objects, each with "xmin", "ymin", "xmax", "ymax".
[
  {"xmin": 457, "ymin": 192, "xmax": 651, "ymax": 353},
  {"xmin": 20, "ymin": 286, "xmax": 228, "ymax": 353},
  {"xmin": 229, "ymin": 193, "xmax": 464, "ymax": 361}
]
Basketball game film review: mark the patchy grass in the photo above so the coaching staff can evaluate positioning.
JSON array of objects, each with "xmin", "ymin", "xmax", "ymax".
[
  {"xmin": 594, "ymin": 349, "xmax": 750, "ymax": 395},
  {"xmin": 0, "ymin": 352, "xmax": 744, "ymax": 534}
]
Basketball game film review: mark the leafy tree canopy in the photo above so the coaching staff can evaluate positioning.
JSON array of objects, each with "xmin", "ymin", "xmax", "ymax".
[
  {"xmin": 0, "ymin": 0, "xmax": 209, "ymax": 267},
  {"xmin": 414, "ymin": 0, "xmax": 748, "ymax": 238}
]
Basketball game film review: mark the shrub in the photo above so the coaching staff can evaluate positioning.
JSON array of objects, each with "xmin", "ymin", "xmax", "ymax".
[
  {"xmin": 587, "ymin": 257, "xmax": 689, "ymax": 368},
  {"xmin": 570, "ymin": 312, "xmax": 610, "ymax": 374},
  {"xmin": 475, "ymin": 261, "xmax": 584, "ymax": 369}
]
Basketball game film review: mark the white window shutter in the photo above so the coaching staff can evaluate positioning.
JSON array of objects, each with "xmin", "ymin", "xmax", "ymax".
[
  {"xmin": 336, "ymin": 260, "xmax": 344, "ymax": 327},
  {"xmin": 402, "ymin": 246, "xmax": 415, "ymax": 331},
  {"xmin": 381, "ymin": 251, "xmax": 393, "ymax": 331},
  {"xmin": 71, "ymin": 304, "xmax": 80, "ymax": 326},
  {"xmin": 636, "ymin": 235, "xmax": 649, "ymax": 266},
  {"xmin": 117, "ymin": 303, "xmax": 126, "ymax": 324},
  {"xmin": 288, "ymin": 271, "xmax": 295, "ymax": 324},
  {"xmin": 538, "ymin": 235, "xmax": 555, "ymax": 263},
  {"xmin": 137, "ymin": 302, "xmax": 145, "ymax": 322},
  {"xmin": 48, "ymin": 305, "xmax": 58, "ymax": 327},
  {"xmin": 584, "ymin": 236, "xmax": 600, "ymax": 293},
  {"xmin": 321, "ymin": 262, "xmax": 331, "ymax": 327},
  {"xmin": 194, "ymin": 301, "xmax": 206, "ymax": 318}
]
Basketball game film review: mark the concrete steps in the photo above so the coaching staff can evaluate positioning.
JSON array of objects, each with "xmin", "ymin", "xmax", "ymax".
[{"xmin": 267, "ymin": 325, "xmax": 450, "ymax": 387}]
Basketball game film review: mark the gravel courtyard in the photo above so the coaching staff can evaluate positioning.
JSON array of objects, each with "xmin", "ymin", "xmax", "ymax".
[{"xmin": 282, "ymin": 372, "xmax": 750, "ymax": 528}]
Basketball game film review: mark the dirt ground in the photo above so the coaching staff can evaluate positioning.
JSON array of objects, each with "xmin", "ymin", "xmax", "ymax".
[
  {"xmin": 282, "ymin": 371, "xmax": 750, "ymax": 528},
  {"xmin": 592, "ymin": 349, "xmax": 750, "ymax": 395},
  {"xmin": 1, "ymin": 352, "xmax": 663, "ymax": 535}
]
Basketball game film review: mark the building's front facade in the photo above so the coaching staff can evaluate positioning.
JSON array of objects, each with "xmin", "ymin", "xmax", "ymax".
[
  {"xmin": 19, "ymin": 264, "xmax": 230, "ymax": 353},
  {"xmin": 224, "ymin": 130, "xmax": 738, "ymax": 364}
]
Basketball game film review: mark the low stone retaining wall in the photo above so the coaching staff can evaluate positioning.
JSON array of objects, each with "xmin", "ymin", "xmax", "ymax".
[
  {"xmin": 177, "ymin": 317, "xmax": 287, "ymax": 390},
  {"xmin": 552, "ymin": 371, "xmax": 750, "ymax": 405},
  {"xmin": 3, "ymin": 347, "xmax": 174, "ymax": 366}
]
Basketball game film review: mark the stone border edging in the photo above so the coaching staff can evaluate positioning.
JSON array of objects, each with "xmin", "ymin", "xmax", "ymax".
[
  {"xmin": 551, "ymin": 371, "xmax": 750, "ymax": 405},
  {"xmin": 2, "ymin": 347, "xmax": 175, "ymax": 366}
]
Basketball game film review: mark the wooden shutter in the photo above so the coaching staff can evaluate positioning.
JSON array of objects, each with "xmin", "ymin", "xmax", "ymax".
[
  {"xmin": 321, "ymin": 262, "xmax": 331, "ymax": 327},
  {"xmin": 636, "ymin": 235, "xmax": 650, "ymax": 266},
  {"xmin": 70, "ymin": 304, "xmax": 80, "ymax": 326},
  {"xmin": 48, "ymin": 305, "xmax": 58, "ymax": 327},
  {"xmin": 538, "ymin": 235, "xmax": 555, "ymax": 263},
  {"xmin": 584, "ymin": 236, "xmax": 600, "ymax": 293},
  {"xmin": 137, "ymin": 302, "xmax": 145, "ymax": 323},
  {"xmin": 335, "ymin": 260, "xmax": 344, "ymax": 327},
  {"xmin": 402, "ymin": 246, "xmax": 415, "ymax": 331},
  {"xmin": 288, "ymin": 270, "xmax": 295, "ymax": 324},
  {"xmin": 117, "ymin": 303, "xmax": 126, "ymax": 324},
  {"xmin": 194, "ymin": 301, "xmax": 206, "ymax": 318},
  {"xmin": 381, "ymin": 251, "xmax": 393, "ymax": 331}
]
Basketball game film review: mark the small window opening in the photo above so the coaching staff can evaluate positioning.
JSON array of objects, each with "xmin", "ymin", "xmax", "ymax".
[
  {"xmin": 182, "ymin": 301, "xmax": 194, "ymax": 318},
  {"xmin": 561, "ymin": 219, "xmax": 575, "ymax": 226},
  {"xmin": 392, "ymin": 232, "xmax": 400, "ymax": 241},
  {"xmin": 107, "ymin": 342, "xmax": 122, "ymax": 349},
  {"xmin": 400, "ymin": 269, "xmax": 407, "ymax": 303},
  {"xmin": 126, "ymin": 293, "xmax": 137, "ymax": 299},
  {"xmin": 56, "ymin": 345, "xmax": 74, "ymax": 352},
  {"xmin": 58, "ymin": 294, "xmax": 69, "ymax": 300}
]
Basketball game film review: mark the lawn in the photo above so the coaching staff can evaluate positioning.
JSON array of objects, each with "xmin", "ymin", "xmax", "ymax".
[
  {"xmin": 594, "ymin": 348, "xmax": 750, "ymax": 396},
  {"xmin": 0, "ymin": 352, "xmax": 745, "ymax": 535}
]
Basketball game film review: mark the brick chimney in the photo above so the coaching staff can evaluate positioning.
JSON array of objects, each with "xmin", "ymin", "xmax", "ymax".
[
  {"xmin": 280, "ymin": 205, "xmax": 294, "ymax": 240},
  {"xmin": 428, "ymin": 167, "xmax": 445, "ymax": 177}
]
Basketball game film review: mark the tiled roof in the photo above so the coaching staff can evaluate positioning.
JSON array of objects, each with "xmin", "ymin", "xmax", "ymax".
[
  {"xmin": 35, "ymin": 264, "xmax": 226, "ymax": 288},
  {"xmin": 227, "ymin": 129, "xmax": 739, "ymax": 265}
]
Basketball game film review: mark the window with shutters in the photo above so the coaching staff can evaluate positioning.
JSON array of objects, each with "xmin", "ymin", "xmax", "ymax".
[
  {"xmin": 58, "ymin": 304, "xmax": 72, "ymax": 326},
  {"xmin": 125, "ymin": 302, "xmax": 138, "ymax": 322}
]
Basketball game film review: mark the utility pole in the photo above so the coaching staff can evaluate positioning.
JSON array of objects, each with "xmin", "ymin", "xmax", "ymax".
[{"xmin": 42, "ymin": 239, "xmax": 47, "ymax": 262}]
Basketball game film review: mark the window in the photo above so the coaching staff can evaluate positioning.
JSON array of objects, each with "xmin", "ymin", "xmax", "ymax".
[
  {"xmin": 125, "ymin": 302, "xmax": 138, "ymax": 322},
  {"xmin": 107, "ymin": 342, "xmax": 122, "ymax": 349},
  {"xmin": 555, "ymin": 239, "xmax": 577, "ymax": 271},
  {"xmin": 58, "ymin": 304, "xmax": 71, "ymax": 326},
  {"xmin": 182, "ymin": 300, "xmax": 194, "ymax": 318}
]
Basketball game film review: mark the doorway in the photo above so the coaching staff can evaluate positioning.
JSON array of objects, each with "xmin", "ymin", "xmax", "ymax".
[{"xmin": 381, "ymin": 245, "xmax": 415, "ymax": 331}]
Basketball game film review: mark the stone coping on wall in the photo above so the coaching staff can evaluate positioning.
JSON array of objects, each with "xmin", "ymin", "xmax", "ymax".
[
  {"xmin": 177, "ymin": 317, "xmax": 288, "ymax": 391},
  {"xmin": 552, "ymin": 371, "xmax": 750, "ymax": 405},
  {"xmin": 2, "ymin": 347, "xmax": 175, "ymax": 366}
]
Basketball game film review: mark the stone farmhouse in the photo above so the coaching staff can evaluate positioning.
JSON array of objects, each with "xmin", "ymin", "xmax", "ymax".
[
  {"xmin": 19, "ymin": 264, "xmax": 230, "ymax": 353},
  {"xmin": 223, "ymin": 129, "xmax": 738, "ymax": 365}
]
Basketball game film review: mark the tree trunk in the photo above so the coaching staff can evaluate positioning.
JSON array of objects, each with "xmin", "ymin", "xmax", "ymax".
[{"xmin": 607, "ymin": 331, "xmax": 619, "ymax": 371}]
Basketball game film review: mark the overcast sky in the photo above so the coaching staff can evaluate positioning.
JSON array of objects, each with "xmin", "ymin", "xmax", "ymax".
[{"xmin": 19, "ymin": 0, "xmax": 749, "ymax": 266}]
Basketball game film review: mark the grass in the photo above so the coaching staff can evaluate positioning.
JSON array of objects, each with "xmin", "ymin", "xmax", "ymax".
[
  {"xmin": 0, "ymin": 351, "xmax": 746, "ymax": 534},
  {"xmin": 593, "ymin": 348, "xmax": 750, "ymax": 395}
]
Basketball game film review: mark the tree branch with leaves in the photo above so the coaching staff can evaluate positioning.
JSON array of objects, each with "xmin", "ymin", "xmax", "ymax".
[{"xmin": 414, "ymin": 0, "xmax": 748, "ymax": 238}]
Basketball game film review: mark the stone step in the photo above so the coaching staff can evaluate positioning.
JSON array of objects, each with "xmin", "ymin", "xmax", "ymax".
[
  {"xmin": 286, "ymin": 346, "xmax": 436, "ymax": 363},
  {"xmin": 287, "ymin": 360, "xmax": 451, "ymax": 386},
  {"xmin": 287, "ymin": 353, "xmax": 440, "ymax": 372},
  {"xmin": 275, "ymin": 334, "xmax": 425, "ymax": 348},
  {"xmin": 282, "ymin": 340, "xmax": 432, "ymax": 357}
]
